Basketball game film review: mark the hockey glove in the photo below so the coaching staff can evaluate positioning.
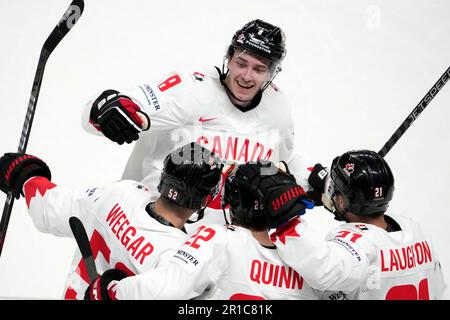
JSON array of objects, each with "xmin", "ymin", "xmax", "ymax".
[
  {"xmin": 0, "ymin": 152, "xmax": 51, "ymax": 199},
  {"xmin": 90, "ymin": 89, "xmax": 150, "ymax": 145},
  {"xmin": 307, "ymin": 163, "xmax": 328, "ymax": 206},
  {"xmin": 84, "ymin": 268, "xmax": 128, "ymax": 300},
  {"xmin": 307, "ymin": 163, "xmax": 336, "ymax": 212},
  {"xmin": 256, "ymin": 161, "xmax": 314, "ymax": 228}
]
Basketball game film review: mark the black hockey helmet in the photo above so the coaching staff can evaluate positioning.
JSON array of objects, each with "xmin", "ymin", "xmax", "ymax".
[
  {"xmin": 327, "ymin": 150, "xmax": 394, "ymax": 218},
  {"xmin": 158, "ymin": 142, "xmax": 223, "ymax": 210},
  {"xmin": 228, "ymin": 19, "xmax": 287, "ymax": 68},
  {"xmin": 222, "ymin": 160, "xmax": 307, "ymax": 229}
]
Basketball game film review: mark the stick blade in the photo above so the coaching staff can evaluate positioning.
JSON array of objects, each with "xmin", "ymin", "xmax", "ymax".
[
  {"xmin": 69, "ymin": 216, "xmax": 92, "ymax": 259},
  {"xmin": 69, "ymin": 216, "xmax": 98, "ymax": 283}
]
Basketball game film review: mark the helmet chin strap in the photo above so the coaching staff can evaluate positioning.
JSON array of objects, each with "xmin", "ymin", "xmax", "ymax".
[
  {"xmin": 261, "ymin": 66, "xmax": 281, "ymax": 91},
  {"xmin": 222, "ymin": 208, "xmax": 230, "ymax": 225},
  {"xmin": 186, "ymin": 197, "xmax": 215, "ymax": 224}
]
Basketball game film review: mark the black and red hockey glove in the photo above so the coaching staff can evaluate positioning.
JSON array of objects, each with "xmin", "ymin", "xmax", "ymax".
[
  {"xmin": 257, "ymin": 163, "xmax": 314, "ymax": 228},
  {"xmin": 307, "ymin": 163, "xmax": 328, "ymax": 206},
  {"xmin": 84, "ymin": 268, "xmax": 128, "ymax": 300},
  {"xmin": 90, "ymin": 89, "xmax": 150, "ymax": 145},
  {"xmin": 228, "ymin": 160, "xmax": 314, "ymax": 229},
  {"xmin": 0, "ymin": 152, "xmax": 51, "ymax": 199}
]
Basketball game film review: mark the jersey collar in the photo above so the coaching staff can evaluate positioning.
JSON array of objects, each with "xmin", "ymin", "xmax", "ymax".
[{"xmin": 145, "ymin": 202, "xmax": 187, "ymax": 233}]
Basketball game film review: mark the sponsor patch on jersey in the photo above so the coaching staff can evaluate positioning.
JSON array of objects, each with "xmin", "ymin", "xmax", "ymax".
[
  {"xmin": 172, "ymin": 249, "xmax": 200, "ymax": 274},
  {"xmin": 138, "ymin": 84, "xmax": 160, "ymax": 111},
  {"xmin": 191, "ymin": 71, "xmax": 205, "ymax": 81},
  {"xmin": 331, "ymin": 238, "xmax": 362, "ymax": 262}
]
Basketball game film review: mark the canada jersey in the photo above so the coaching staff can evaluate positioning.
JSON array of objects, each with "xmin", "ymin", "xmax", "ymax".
[
  {"xmin": 115, "ymin": 224, "xmax": 320, "ymax": 300},
  {"xmin": 272, "ymin": 215, "xmax": 446, "ymax": 299},
  {"xmin": 82, "ymin": 67, "xmax": 312, "ymax": 230},
  {"xmin": 23, "ymin": 177, "xmax": 189, "ymax": 300}
]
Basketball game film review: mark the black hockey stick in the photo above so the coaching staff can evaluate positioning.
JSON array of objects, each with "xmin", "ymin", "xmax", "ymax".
[
  {"xmin": 378, "ymin": 65, "xmax": 450, "ymax": 157},
  {"xmin": 0, "ymin": 0, "xmax": 85, "ymax": 258},
  {"xmin": 69, "ymin": 216, "xmax": 98, "ymax": 283}
]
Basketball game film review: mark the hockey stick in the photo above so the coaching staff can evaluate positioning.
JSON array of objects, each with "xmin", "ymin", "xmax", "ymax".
[
  {"xmin": 378, "ymin": 65, "xmax": 450, "ymax": 157},
  {"xmin": 69, "ymin": 216, "xmax": 98, "ymax": 283},
  {"xmin": 0, "ymin": 0, "xmax": 85, "ymax": 258}
]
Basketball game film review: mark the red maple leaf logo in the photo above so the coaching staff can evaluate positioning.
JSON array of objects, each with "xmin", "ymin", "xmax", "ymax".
[
  {"xmin": 270, "ymin": 217, "xmax": 302, "ymax": 245},
  {"xmin": 23, "ymin": 176, "xmax": 56, "ymax": 208}
]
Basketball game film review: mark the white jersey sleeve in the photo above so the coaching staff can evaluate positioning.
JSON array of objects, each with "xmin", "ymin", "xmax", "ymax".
[
  {"xmin": 23, "ymin": 176, "xmax": 104, "ymax": 237},
  {"xmin": 23, "ymin": 176, "xmax": 192, "ymax": 299},
  {"xmin": 116, "ymin": 224, "xmax": 229, "ymax": 299},
  {"xmin": 272, "ymin": 216, "xmax": 371, "ymax": 293},
  {"xmin": 81, "ymin": 70, "xmax": 204, "ymax": 135},
  {"xmin": 273, "ymin": 214, "xmax": 446, "ymax": 299}
]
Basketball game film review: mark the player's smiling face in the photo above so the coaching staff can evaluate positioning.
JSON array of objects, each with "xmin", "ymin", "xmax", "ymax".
[{"xmin": 225, "ymin": 49, "xmax": 271, "ymax": 106}]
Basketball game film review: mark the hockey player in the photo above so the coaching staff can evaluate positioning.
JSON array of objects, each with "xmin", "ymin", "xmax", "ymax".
[
  {"xmin": 82, "ymin": 19, "xmax": 319, "ymax": 231},
  {"xmin": 271, "ymin": 150, "xmax": 446, "ymax": 299},
  {"xmin": 0, "ymin": 142, "xmax": 223, "ymax": 300},
  {"xmin": 84, "ymin": 160, "xmax": 321, "ymax": 300}
]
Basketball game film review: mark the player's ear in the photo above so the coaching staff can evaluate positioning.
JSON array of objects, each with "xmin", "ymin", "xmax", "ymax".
[{"xmin": 333, "ymin": 193, "xmax": 345, "ymax": 211}]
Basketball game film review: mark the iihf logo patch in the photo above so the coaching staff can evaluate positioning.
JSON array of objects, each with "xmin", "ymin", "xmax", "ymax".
[
  {"xmin": 192, "ymin": 72, "xmax": 205, "ymax": 81},
  {"xmin": 354, "ymin": 224, "xmax": 368, "ymax": 231},
  {"xmin": 343, "ymin": 163, "xmax": 355, "ymax": 176},
  {"xmin": 136, "ymin": 184, "xmax": 149, "ymax": 192}
]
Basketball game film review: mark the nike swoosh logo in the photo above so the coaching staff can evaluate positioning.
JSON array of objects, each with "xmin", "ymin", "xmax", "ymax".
[{"xmin": 199, "ymin": 116, "xmax": 217, "ymax": 122}]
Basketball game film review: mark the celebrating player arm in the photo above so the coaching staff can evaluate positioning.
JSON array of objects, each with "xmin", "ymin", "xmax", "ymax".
[
  {"xmin": 85, "ymin": 161, "xmax": 320, "ymax": 300},
  {"xmin": 271, "ymin": 150, "xmax": 446, "ymax": 299},
  {"xmin": 0, "ymin": 152, "xmax": 103, "ymax": 236},
  {"xmin": 81, "ymin": 72, "xmax": 190, "ymax": 145},
  {"xmin": 86, "ymin": 89, "xmax": 150, "ymax": 145},
  {"xmin": 85, "ymin": 224, "xmax": 229, "ymax": 300}
]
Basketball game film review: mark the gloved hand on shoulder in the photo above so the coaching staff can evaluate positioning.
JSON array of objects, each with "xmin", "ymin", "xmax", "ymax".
[{"xmin": 84, "ymin": 268, "xmax": 128, "ymax": 300}]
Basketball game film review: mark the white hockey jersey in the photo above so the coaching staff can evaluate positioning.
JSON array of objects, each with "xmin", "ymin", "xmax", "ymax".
[
  {"xmin": 22, "ymin": 176, "xmax": 189, "ymax": 300},
  {"xmin": 82, "ymin": 67, "xmax": 312, "ymax": 230},
  {"xmin": 272, "ymin": 214, "xmax": 446, "ymax": 299},
  {"xmin": 114, "ymin": 224, "xmax": 320, "ymax": 300}
]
